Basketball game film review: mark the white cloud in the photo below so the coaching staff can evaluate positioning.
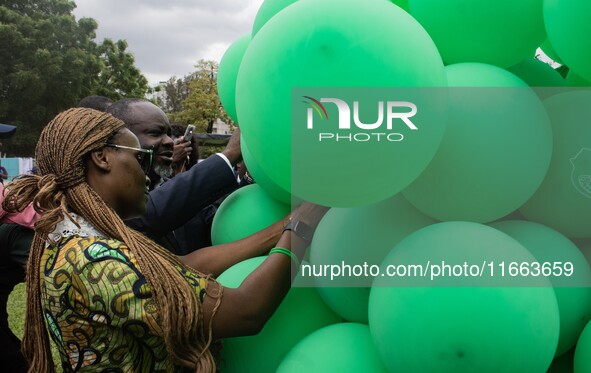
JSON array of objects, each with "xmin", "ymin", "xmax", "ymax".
[{"xmin": 73, "ymin": 0, "xmax": 263, "ymax": 85}]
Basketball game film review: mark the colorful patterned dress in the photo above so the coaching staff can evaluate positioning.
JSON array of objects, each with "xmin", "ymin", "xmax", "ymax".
[{"xmin": 40, "ymin": 215, "xmax": 209, "ymax": 372}]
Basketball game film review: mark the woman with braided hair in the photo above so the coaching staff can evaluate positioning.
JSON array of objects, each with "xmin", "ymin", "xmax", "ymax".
[{"xmin": 3, "ymin": 108, "xmax": 325, "ymax": 372}]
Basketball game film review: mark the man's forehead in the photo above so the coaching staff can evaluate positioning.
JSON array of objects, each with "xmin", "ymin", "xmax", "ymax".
[{"xmin": 127, "ymin": 103, "xmax": 170, "ymax": 132}]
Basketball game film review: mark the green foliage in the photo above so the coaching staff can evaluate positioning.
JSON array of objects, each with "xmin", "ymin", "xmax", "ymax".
[
  {"xmin": 0, "ymin": 0, "xmax": 148, "ymax": 156},
  {"xmin": 94, "ymin": 39, "xmax": 149, "ymax": 101},
  {"xmin": 9, "ymin": 283, "xmax": 61, "ymax": 368},
  {"xmin": 165, "ymin": 60, "xmax": 235, "ymax": 134},
  {"xmin": 199, "ymin": 145, "xmax": 226, "ymax": 159},
  {"xmin": 157, "ymin": 75, "xmax": 192, "ymax": 114}
]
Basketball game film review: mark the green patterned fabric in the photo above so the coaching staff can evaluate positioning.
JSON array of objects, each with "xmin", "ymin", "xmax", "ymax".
[{"xmin": 40, "ymin": 235, "xmax": 209, "ymax": 372}]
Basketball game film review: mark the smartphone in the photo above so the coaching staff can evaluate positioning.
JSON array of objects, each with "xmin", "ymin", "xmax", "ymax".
[{"xmin": 183, "ymin": 124, "xmax": 195, "ymax": 142}]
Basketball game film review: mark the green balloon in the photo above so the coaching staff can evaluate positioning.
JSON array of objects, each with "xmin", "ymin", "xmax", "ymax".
[
  {"xmin": 507, "ymin": 58, "xmax": 565, "ymax": 89},
  {"xmin": 277, "ymin": 323, "xmax": 388, "ymax": 372},
  {"xmin": 310, "ymin": 194, "xmax": 434, "ymax": 323},
  {"xmin": 369, "ymin": 222, "xmax": 560, "ymax": 373},
  {"xmin": 403, "ymin": 63, "xmax": 552, "ymax": 222},
  {"xmin": 575, "ymin": 321, "xmax": 591, "ymax": 373},
  {"xmin": 236, "ymin": 0, "xmax": 447, "ymax": 207},
  {"xmin": 409, "ymin": 0, "xmax": 546, "ymax": 67},
  {"xmin": 544, "ymin": 0, "xmax": 591, "ymax": 82},
  {"xmin": 540, "ymin": 37, "xmax": 563, "ymax": 64},
  {"xmin": 241, "ymin": 135, "xmax": 292, "ymax": 204},
  {"xmin": 566, "ymin": 71, "xmax": 591, "ymax": 88},
  {"xmin": 491, "ymin": 220, "xmax": 591, "ymax": 356},
  {"xmin": 519, "ymin": 90, "xmax": 591, "ymax": 238},
  {"xmin": 211, "ymin": 184, "xmax": 290, "ymax": 245},
  {"xmin": 388, "ymin": 0, "xmax": 409, "ymax": 12},
  {"xmin": 217, "ymin": 257, "xmax": 341, "ymax": 373},
  {"xmin": 218, "ymin": 34, "xmax": 251, "ymax": 123},
  {"xmin": 251, "ymin": 0, "xmax": 297, "ymax": 37}
]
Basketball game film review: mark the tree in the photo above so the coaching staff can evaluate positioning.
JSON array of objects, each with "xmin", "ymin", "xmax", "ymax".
[
  {"xmin": 157, "ymin": 75, "xmax": 192, "ymax": 114},
  {"xmin": 94, "ymin": 39, "xmax": 149, "ymax": 101},
  {"xmin": 0, "ymin": 0, "xmax": 149, "ymax": 156},
  {"xmin": 172, "ymin": 60, "xmax": 234, "ymax": 133}
]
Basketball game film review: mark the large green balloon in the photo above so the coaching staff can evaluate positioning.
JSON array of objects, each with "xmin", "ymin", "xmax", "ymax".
[
  {"xmin": 276, "ymin": 323, "xmax": 388, "ymax": 372},
  {"xmin": 544, "ymin": 0, "xmax": 591, "ymax": 82},
  {"xmin": 519, "ymin": 90, "xmax": 591, "ymax": 238},
  {"xmin": 236, "ymin": 0, "xmax": 447, "ymax": 207},
  {"xmin": 369, "ymin": 222, "xmax": 560, "ymax": 373},
  {"xmin": 491, "ymin": 220, "xmax": 591, "ymax": 356},
  {"xmin": 566, "ymin": 71, "xmax": 591, "ymax": 88},
  {"xmin": 218, "ymin": 34, "xmax": 251, "ymax": 123},
  {"xmin": 575, "ymin": 321, "xmax": 591, "ymax": 373},
  {"xmin": 217, "ymin": 257, "xmax": 341, "ymax": 373},
  {"xmin": 403, "ymin": 63, "xmax": 552, "ymax": 222},
  {"xmin": 309, "ymin": 194, "xmax": 434, "ymax": 323},
  {"xmin": 409, "ymin": 0, "xmax": 546, "ymax": 67},
  {"xmin": 251, "ymin": 0, "xmax": 297, "ymax": 37},
  {"xmin": 211, "ymin": 184, "xmax": 290, "ymax": 245},
  {"xmin": 241, "ymin": 135, "xmax": 292, "ymax": 204}
]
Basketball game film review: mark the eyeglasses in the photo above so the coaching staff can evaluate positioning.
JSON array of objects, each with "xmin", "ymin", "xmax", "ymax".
[{"xmin": 105, "ymin": 144, "xmax": 154, "ymax": 174}]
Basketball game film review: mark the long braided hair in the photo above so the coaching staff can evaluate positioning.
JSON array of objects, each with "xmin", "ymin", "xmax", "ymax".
[{"xmin": 3, "ymin": 108, "xmax": 220, "ymax": 372}]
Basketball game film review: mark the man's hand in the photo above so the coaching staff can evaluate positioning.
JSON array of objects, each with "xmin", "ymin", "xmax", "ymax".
[
  {"xmin": 222, "ymin": 127, "xmax": 242, "ymax": 166},
  {"xmin": 172, "ymin": 139, "xmax": 192, "ymax": 175}
]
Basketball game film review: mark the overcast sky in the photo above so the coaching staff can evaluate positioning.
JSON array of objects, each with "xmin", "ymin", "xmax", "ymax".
[{"xmin": 72, "ymin": 0, "xmax": 264, "ymax": 86}]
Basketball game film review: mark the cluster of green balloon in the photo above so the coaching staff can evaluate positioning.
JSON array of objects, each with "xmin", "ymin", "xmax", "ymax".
[
  {"xmin": 252, "ymin": 0, "xmax": 411, "ymax": 38},
  {"xmin": 241, "ymin": 135, "xmax": 292, "ymax": 204},
  {"xmin": 276, "ymin": 323, "xmax": 388, "ymax": 372},
  {"xmin": 211, "ymin": 184, "xmax": 290, "ymax": 245},
  {"xmin": 217, "ymin": 256, "xmax": 341, "ymax": 373},
  {"xmin": 309, "ymin": 194, "xmax": 434, "ymax": 323},
  {"xmin": 408, "ymin": 0, "xmax": 545, "ymax": 67},
  {"xmin": 490, "ymin": 220, "xmax": 591, "ymax": 356},
  {"xmin": 217, "ymin": 34, "xmax": 250, "ymax": 123},
  {"xmin": 519, "ymin": 90, "xmax": 591, "ymax": 238},
  {"xmin": 403, "ymin": 63, "xmax": 552, "ymax": 223},
  {"xmin": 235, "ymin": 0, "xmax": 447, "ymax": 207},
  {"xmin": 369, "ymin": 222, "xmax": 560, "ymax": 372},
  {"xmin": 575, "ymin": 321, "xmax": 591, "ymax": 372},
  {"xmin": 544, "ymin": 0, "xmax": 591, "ymax": 82}
]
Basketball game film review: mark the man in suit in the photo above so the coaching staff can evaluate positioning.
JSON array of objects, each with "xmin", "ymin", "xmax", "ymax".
[{"xmin": 107, "ymin": 99, "xmax": 240, "ymax": 254}]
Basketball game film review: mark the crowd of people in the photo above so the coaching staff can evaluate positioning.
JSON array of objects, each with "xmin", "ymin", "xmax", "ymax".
[{"xmin": 0, "ymin": 97, "xmax": 325, "ymax": 372}]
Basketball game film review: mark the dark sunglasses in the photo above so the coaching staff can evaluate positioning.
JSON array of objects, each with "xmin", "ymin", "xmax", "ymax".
[{"xmin": 105, "ymin": 144, "xmax": 154, "ymax": 174}]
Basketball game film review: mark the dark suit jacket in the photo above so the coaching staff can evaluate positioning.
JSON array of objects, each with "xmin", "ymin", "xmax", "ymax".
[{"xmin": 125, "ymin": 154, "xmax": 238, "ymax": 254}]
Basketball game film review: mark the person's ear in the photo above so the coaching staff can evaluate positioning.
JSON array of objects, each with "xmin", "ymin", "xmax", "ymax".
[{"xmin": 88, "ymin": 148, "xmax": 112, "ymax": 173}]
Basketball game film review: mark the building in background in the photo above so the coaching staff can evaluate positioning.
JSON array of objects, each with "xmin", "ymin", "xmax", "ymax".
[{"xmin": 211, "ymin": 118, "xmax": 231, "ymax": 135}]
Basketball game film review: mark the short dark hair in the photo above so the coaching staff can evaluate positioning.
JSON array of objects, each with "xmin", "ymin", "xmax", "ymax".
[
  {"xmin": 170, "ymin": 123, "xmax": 186, "ymax": 138},
  {"xmin": 77, "ymin": 96, "xmax": 114, "ymax": 112},
  {"xmin": 106, "ymin": 98, "xmax": 151, "ymax": 125}
]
